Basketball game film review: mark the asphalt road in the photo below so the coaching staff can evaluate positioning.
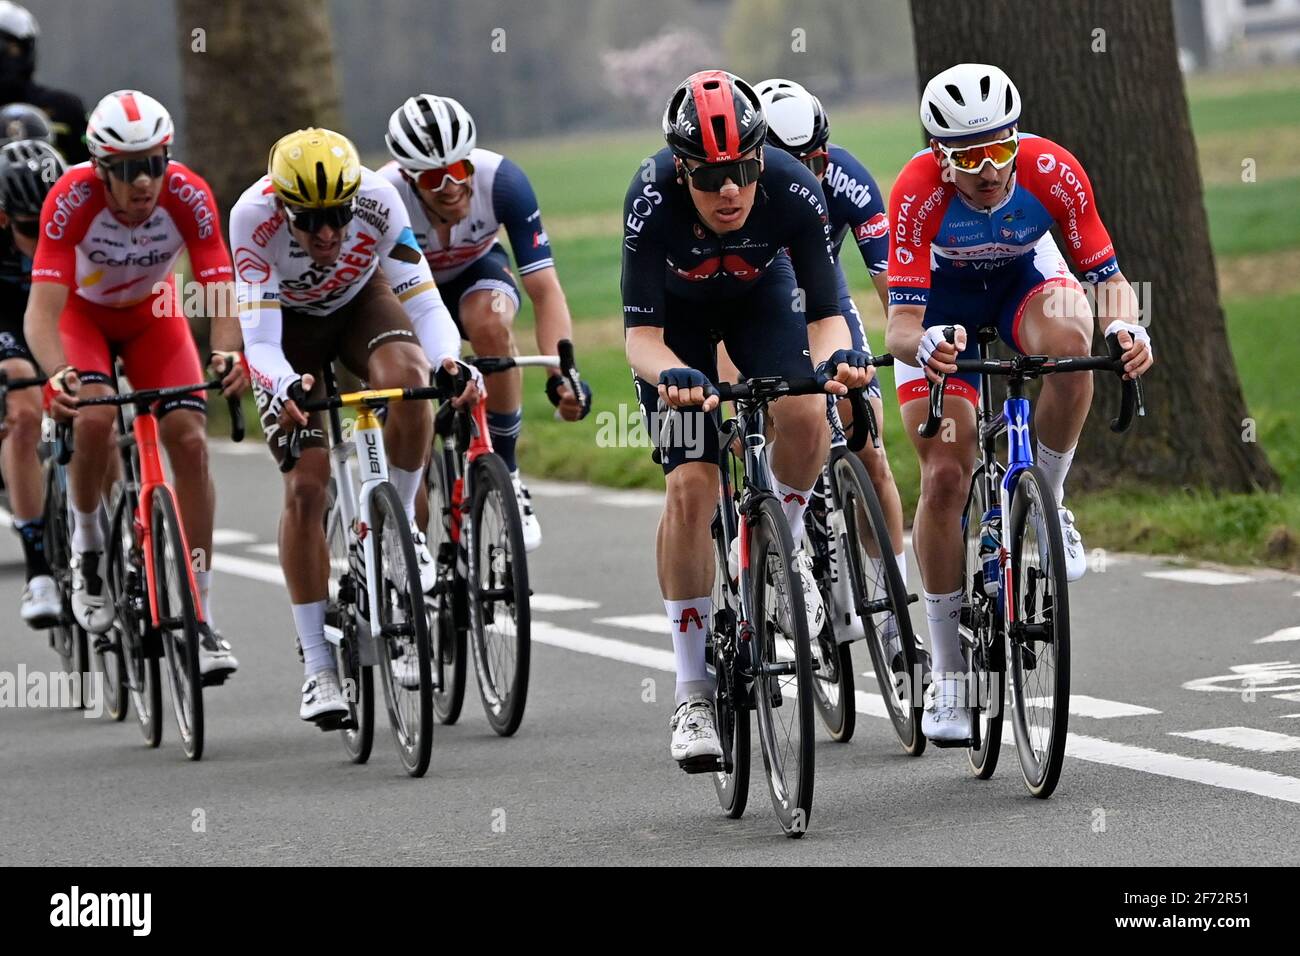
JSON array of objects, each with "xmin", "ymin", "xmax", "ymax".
[{"xmin": 2, "ymin": 442, "xmax": 1299, "ymax": 865}]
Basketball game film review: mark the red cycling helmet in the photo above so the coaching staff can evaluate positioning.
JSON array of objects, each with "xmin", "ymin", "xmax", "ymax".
[{"xmin": 663, "ymin": 70, "xmax": 767, "ymax": 163}]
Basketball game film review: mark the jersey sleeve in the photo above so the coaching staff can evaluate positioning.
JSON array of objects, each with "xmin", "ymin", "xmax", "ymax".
[
  {"xmin": 782, "ymin": 166, "xmax": 840, "ymax": 322},
  {"xmin": 31, "ymin": 170, "xmax": 95, "ymax": 287},
  {"xmin": 620, "ymin": 166, "xmax": 668, "ymax": 329},
  {"xmin": 491, "ymin": 157, "xmax": 554, "ymax": 276},
  {"xmin": 228, "ymin": 197, "xmax": 294, "ymax": 399},
  {"xmin": 887, "ymin": 155, "xmax": 946, "ymax": 308},
  {"xmin": 1018, "ymin": 138, "xmax": 1120, "ymax": 282},
  {"xmin": 372, "ymin": 179, "xmax": 461, "ymax": 364},
  {"xmin": 165, "ymin": 167, "xmax": 233, "ymax": 284},
  {"xmin": 829, "ymin": 148, "xmax": 889, "ymax": 276}
]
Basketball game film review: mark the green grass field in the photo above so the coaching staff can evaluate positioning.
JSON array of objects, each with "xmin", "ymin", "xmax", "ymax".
[{"xmin": 367, "ymin": 69, "xmax": 1300, "ymax": 571}]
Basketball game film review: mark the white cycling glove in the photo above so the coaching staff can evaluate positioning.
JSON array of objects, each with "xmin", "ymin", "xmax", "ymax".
[
  {"xmin": 917, "ymin": 324, "xmax": 965, "ymax": 368},
  {"xmin": 1103, "ymin": 320, "xmax": 1153, "ymax": 360}
]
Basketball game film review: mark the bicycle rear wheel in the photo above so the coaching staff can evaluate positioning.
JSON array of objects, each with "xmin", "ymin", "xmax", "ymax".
[
  {"xmin": 371, "ymin": 480, "xmax": 433, "ymax": 777},
  {"xmin": 108, "ymin": 491, "xmax": 160, "ymax": 746},
  {"xmin": 749, "ymin": 496, "xmax": 815, "ymax": 838},
  {"xmin": 1007, "ymin": 466, "xmax": 1070, "ymax": 798},
  {"xmin": 835, "ymin": 450, "xmax": 925, "ymax": 755},
  {"xmin": 43, "ymin": 463, "xmax": 88, "ymax": 709},
  {"xmin": 963, "ymin": 466, "xmax": 1006, "ymax": 779},
  {"xmin": 152, "ymin": 489, "xmax": 203, "ymax": 760},
  {"xmin": 426, "ymin": 448, "xmax": 467, "ymax": 725},
  {"xmin": 325, "ymin": 481, "xmax": 373, "ymax": 764},
  {"xmin": 467, "ymin": 453, "xmax": 530, "ymax": 737},
  {"xmin": 710, "ymin": 508, "xmax": 750, "ymax": 818}
]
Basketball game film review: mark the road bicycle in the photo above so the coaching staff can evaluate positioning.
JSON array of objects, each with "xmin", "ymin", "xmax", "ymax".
[{"xmin": 918, "ymin": 326, "xmax": 1143, "ymax": 797}]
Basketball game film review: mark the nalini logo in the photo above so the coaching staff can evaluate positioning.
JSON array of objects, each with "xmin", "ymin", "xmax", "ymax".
[{"xmin": 49, "ymin": 886, "xmax": 151, "ymax": 936}]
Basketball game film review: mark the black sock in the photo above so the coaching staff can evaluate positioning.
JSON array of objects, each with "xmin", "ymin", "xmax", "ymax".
[{"xmin": 14, "ymin": 519, "xmax": 51, "ymax": 581}]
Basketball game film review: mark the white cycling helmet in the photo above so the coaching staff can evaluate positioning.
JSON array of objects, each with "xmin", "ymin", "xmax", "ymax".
[
  {"xmin": 0, "ymin": 1, "xmax": 38, "ymax": 40},
  {"xmin": 755, "ymin": 78, "xmax": 829, "ymax": 154},
  {"xmin": 920, "ymin": 63, "xmax": 1020, "ymax": 140},
  {"xmin": 385, "ymin": 94, "xmax": 477, "ymax": 170},
  {"xmin": 85, "ymin": 89, "xmax": 174, "ymax": 157}
]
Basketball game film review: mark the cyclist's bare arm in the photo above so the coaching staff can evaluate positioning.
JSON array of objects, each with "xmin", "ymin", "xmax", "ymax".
[
  {"xmin": 625, "ymin": 324, "xmax": 717, "ymax": 413},
  {"xmin": 870, "ymin": 271, "xmax": 888, "ymax": 313},
  {"xmin": 885, "ymin": 303, "xmax": 927, "ymax": 368},
  {"xmin": 24, "ymin": 280, "xmax": 69, "ymax": 377},
  {"xmin": 1092, "ymin": 270, "xmax": 1152, "ymax": 378},
  {"xmin": 521, "ymin": 267, "xmax": 573, "ymax": 371}
]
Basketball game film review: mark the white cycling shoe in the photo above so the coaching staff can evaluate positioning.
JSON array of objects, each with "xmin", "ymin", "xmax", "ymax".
[
  {"xmin": 411, "ymin": 524, "xmax": 437, "ymax": 593},
  {"xmin": 922, "ymin": 675, "xmax": 973, "ymax": 744},
  {"xmin": 300, "ymin": 668, "xmax": 349, "ymax": 724},
  {"xmin": 670, "ymin": 694, "xmax": 723, "ymax": 770},
  {"xmin": 71, "ymin": 552, "xmax": 115, "ymax": 634},
  {"xmin": 197, "ymin": 625, "xmax": 238, "ymax": 686},
  {"xmin": 792, "ymin": 548, "xmax": 827, "ymax": 638},
  {"xmin": 391, "ymin": 649, "xmax": 422, "ymax": 690},
  {"xmin": 1058, "ymin": 507, "xmax": 1086, "ymax": 582},
  {"xmin": 20, "ymin": 574, "xmax": 61, "ymax": 629},
  {"xmin": 511, "ymin": 471, "xmax": 542, "ymax": 552}
]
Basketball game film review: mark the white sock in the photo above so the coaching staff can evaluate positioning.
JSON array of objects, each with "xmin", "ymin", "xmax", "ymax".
[
  {"xmin": 71, "ymin": 506, "xmax": 104, "ymax": 554},
  {"xmin": 292, "ymin": 600, "xmax": 332, "ymax": 676},
  {"xmin": 1036, "ymin": 442, "xmax": 1075, "ymax": 507},
  {"xmin": 194, "ymin": 569, "xmax": 214, "ymax": 627},
  {"xmin": 666, "ymin": 596, "xmax": 712, "ymax": 705},
  {"xmin": 895, "ymin": 551, "xmax": 908, "ymax": 590},
  {"xmin": 924, "ymin": 589, "xmax": 964, "ymax": 679},
  {"xmin": 388, "ymin": 465, "xmax": 422, "ymax": 525},
  {"xmin": 773, "ymin": 478, "xmax": 814, "ymax": 550}
]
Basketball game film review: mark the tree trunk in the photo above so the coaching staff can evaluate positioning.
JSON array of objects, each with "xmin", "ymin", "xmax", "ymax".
[
  {"xmin": 909, "ymin": 0, "xmax": 1278, "ymax": 492},
  {"xmin": 175, "ymin": 0, "xmax": 343, "ymax": 216}
]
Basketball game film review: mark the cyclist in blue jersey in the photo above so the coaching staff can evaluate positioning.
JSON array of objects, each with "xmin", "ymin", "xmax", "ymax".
[
  {"xmin": 622, "ymin": 70, "xmax": 873, "ymax": 767},
  {"xmin": 755, "ymin": 78, "xmax": 912, "ymax": 653},
  {"xmin": 382, "ymin": 94, "xmax": 591, "ymax": 553}
]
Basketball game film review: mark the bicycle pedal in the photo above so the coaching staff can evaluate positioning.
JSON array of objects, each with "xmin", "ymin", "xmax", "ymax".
[
  {"xmin": 929, "ymin": 736, "xmax": 973, "ymax": 749},
  {"xmin": 677, "ymin": 754, "xmax": 723, "ymax": 775},
  {"xmin": 313, "ymin": 711, "xmax": 351, "ymax": 732}
]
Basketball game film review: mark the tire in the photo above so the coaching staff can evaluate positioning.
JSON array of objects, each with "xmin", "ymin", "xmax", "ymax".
[
  {"xmin": 748, "ymin": 496, "xmax": 815, "ymax": 838},
  {"xmin": 91, "ymin": 494, "xmax": 126, "ymax": 721},
  {"xmin": 467, "ymin": 453, "xmax": 530, "ymax": 737},
  {"xmin": 804, "ymin": 472, "xmax": 855, "ymax": 744},
  {"xmin": 151, "ymin": 489, "xmax": 203, "ymax": 760},
  {"xmin": 964, "ymin": 465, "xmax": 1006, "ymax": 780},
  {"xmin": 371, "ymin": 480, "xmax": 434, "ymax": 778},
  {"xmin": 43, "ymin": 463, "xmax": 89, "ymax": 709},
  {"xmin": 426, "ymin": 448, "xmax": 466, "ymax": 725},
  {"xmin": 325, "ymin": 482, "xmax": 373, "ymax": 764},
  {"xmin": 108, "ymin": 491, "xmax": 161, "ymax": 747},
  {"xmin": 1007, "ymin": 466, "xmax": 1071, "ymax": 799},
  {"xmin": 710, "ymin": 508, "xmax": 750, "ymax": 819},
  {"xmin": 834, "ymin": 450, "xmax": 925, "ymax": 755}
]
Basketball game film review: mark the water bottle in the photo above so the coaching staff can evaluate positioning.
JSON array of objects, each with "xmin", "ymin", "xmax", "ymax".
[{"xmin": 978, "ymin": 507, "xmax": 1002, "ymax": 597}]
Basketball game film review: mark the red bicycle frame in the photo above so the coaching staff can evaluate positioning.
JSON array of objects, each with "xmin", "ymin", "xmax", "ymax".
[{"xmin": 446, "ymin": 399, "xmax": 494, "ymax": 547}]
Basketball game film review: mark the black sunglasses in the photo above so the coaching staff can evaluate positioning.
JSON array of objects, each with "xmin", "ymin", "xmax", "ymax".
[
  {"xmin": 285, "ymin": 202, "xmax": 355, "ymax": 234},
  {"xmin": 686, "ymin": 157, "xmax": 762, "ymax": 192},
  {"xmin": 99, "ymin": 154, "xmax": 168, "ymax": 182},
  {"xmin": 10, "ymin": 216, "xmax": 40, "ymax": 238}
]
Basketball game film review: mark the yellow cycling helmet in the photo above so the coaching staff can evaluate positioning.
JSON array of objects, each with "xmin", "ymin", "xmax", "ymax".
[{"xmin": 267, "ymin": 128, "xmax": 361, "ymax": 207}]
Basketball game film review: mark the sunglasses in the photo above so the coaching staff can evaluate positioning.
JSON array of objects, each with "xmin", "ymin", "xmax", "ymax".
[
  {"xmin": 10, "ymin": 216, "xmax": 39, "ymax": 238},
  {"xmin": 938, "ymin": 135, "xmax": 1019, "ymax": 173},
  {"xmin": 284, "ymin": 202, "xmax": 355, "ymax": 234},
  {"xmin": 99, "ymin": 154, "xmax": 168, "ymax": 182},
  {"xmin": 410, "ymin": 159, "xmax": 474, "ymax": 193},
  {"xmin": 799, "ymin": 148, "xmax": 829, "ymax": 178},
  {"xmin": 685, "ymin": 157, "xmax": 762, "ymax": 192}
]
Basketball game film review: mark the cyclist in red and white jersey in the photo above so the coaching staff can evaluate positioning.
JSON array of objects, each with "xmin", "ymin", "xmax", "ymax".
[
  {"xmin": 24, "ymin": 89, "xmax": 248, "ymax": 682},
  {"xmin": 884, "ymin": 64, "xmax": 1153, "ymax": 743}
]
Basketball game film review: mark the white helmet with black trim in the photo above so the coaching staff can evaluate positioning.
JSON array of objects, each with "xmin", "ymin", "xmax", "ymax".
[
  {"xmin": 385, "ymin": 94, "xmax": 477, "ymax": 171},
  {"xmin": 755, "ymin": 78, "xmax": 829, "ymax": 154},
  {"xmin": 85, "ymin": 89, "xmax": 174, "ymax": 157},
  {"xmin": 920, "ymin": 63, "xmax": 1020, "ymax": 140}
]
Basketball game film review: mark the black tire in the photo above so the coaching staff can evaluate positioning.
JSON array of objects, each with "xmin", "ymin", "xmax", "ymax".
[
  {"xmin": 710, "ymin": 509, "xmax": 750, "ymax": 818},
  {"xmin": 749, "ymin": 496, "xmax": 815, "ymax": 838},
  {"xmin": 834, "ymin": 450, "xmax": 925, "ymax": 755},
  {"xmin": 804, "ymin": 472, "xmax": 856, "ymax": 743},
  {"xmin": 1007, "ymin": 466, "xmax": 1071, "ymax": 799},
  {"xmin": 152, "ymin": 489, "xmax": 203, "ymax": 760},
  {"xmin": 371, "ymin": 480, "xmax": 433, "ymax": 777},
  {"xmin": 108, "ymin": 491, "xmax": 161, "ymax": 747},
  {"xmin": 467, "ymin": 453, "xmax": 530, "ymax": 737},
  {"xmin": 964, "ymin": 465, "xmax": 1006, "ymax": 780},
  {"xmin": 426, "ymin": 449, "xmax": 466, "ymax": 725},
  {"xmin": 92, "ymin": 629, "xmax": 128, "ymax": 722},
  {"xmin": 325, "ymin": 482, "xmax": 373, "ymax": 764},
  {"xmin": 43, "ymin": 463, "xmax": 89, "ymax": 709}
]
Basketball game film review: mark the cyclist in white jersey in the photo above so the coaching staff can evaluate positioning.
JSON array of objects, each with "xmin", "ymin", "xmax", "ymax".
[{"xmin": 381, "ymin": 94, "xmax": 590, "ymax": 552}]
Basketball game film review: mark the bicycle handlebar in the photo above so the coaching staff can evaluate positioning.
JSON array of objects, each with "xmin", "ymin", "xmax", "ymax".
[
  {"xmin": 73, "ymin": 377, "xmax": 245, "ymax": 444},
  {"xmin": 917, "ymin": 327, "xmax": 1145, "ymax": 439}
]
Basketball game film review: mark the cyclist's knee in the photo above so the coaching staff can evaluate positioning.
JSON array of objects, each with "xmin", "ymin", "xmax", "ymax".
[
  {"xmin": 921, "ymin": 454, "xmax": 972, "ymax": 510},
  {"xmin": 282, "ymin": 456, "xmax": 329, "ymax": 522},
  {"xmin": 664, "ymin": 463, "xmax": 717, "ymax": 524},
  {"xmin": 160, "ymin": 414, "xmax": 209, "ymax": 469},
  {"xmin": 73, "ymin": 403, "xmax": 115, "ymax": 448},
  {"xmin": 4, "ymin": 394, "xmax": 41, "ymax": 444},
  {"xmin": 858, "ymin": 441, "xmax": 892, "ymax": 484},
  {"xmin": 774, "ymin": 394, "xmax": 829, "ymax": 455},
  {"xmin": 371, "ymin": 342, "xmax": 431, "ymax": 390},
  {"xmin": 466, "ymin": 312, "xmax": 514, "ymax": 358}
]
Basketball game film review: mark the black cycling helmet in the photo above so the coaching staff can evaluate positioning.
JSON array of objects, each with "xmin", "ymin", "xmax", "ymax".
[
  {"xmin": 0, "ymin": 137, "xmax": 65, "ymax": 217},
  {"xmin": 663, "ymin": 70, "xmax": 766, "ymax": 163},
  {"xmin": 0, "ymin": 101, "xmax": 52, "ymax": 145}
]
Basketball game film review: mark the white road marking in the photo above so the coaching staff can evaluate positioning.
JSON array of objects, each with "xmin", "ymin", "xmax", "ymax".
[
  {"xmin": 212, "ymin": 528, "xmax": 258, "ymax": 546},
  {"xmin": 246, "ymin": 543, "xmax": 280, "ymax": 557},
  {"xmin": 1144, "ymin": 569, "xmax": 1255, "ymax": 586},
  {"xmin": 211, "ymin": 557, "xmax": 1300, "ymax": 806},
  {"xmin": 593, "ymin": 491, "xmax": 662, "ymax": 508},
  {"xmin": 593, "ymin": 614, "xmax": 666, "ymax": 634},
  {"xmin": 209, "ymin": 440, "xmax": 264, "ymax": 457},
  {"xmin": 1256, "ymin": 627, "xmax": 1300, "ymax": 644},
  {"xmin": 531, "ymin": 594, "xmax": 600, "ymax": 612},
  {"xmin": 1170, "ymin": 727, "xmax": 1300, "ymax": 753},
  {"xmin": 1027, "ymin": 695, "xmax": 1161, "ymax": 719}
]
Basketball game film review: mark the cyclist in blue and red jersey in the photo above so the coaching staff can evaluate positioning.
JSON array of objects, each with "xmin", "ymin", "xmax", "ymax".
[
  {"xmin": 622, "ymin": 70, "xmax": 873, "ymax": 768},
  {"xmin": 884, "ymin": 64, "xmax": 1153, "ymax": 743}
]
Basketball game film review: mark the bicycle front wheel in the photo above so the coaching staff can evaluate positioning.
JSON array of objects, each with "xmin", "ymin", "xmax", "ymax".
[
  {"xmin": 1007, "ymin": 466, "xmax": 1070, "ymax": 799},
  {"xmin": 325, "ymin": 480, "xmax": 372, "ymax": 764},
  {"xmin": 749, "ymin": 496, "xmax": 815, "ymax": 838},
  {"xmin": 426, "ymin": 448, "xmax": 467, "ymax": 725},
  {"xmin": 108, "ymin": 491, "xmax": 160, "ymax": 746},
  {"xmin": 467, "ymin": 453, "xmax": 530, "ymax": 737},
  {"xmin": 710, "ymin": 507, "xmax": 750, "ymax": 819},
  {"xmin": 43, "ymin": 462, "xmax": 89, "ymax": 708},
  {"xmin": 371, "ymin": 481, "xmax": 433, "ymax": 777},
  {"xmin": 151, "ymin": 489, "xmax": 203, "ymax": 760},
  {"xmin": 964, "ymin": 466, "xmax": 1005, "ymax": 780}
]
